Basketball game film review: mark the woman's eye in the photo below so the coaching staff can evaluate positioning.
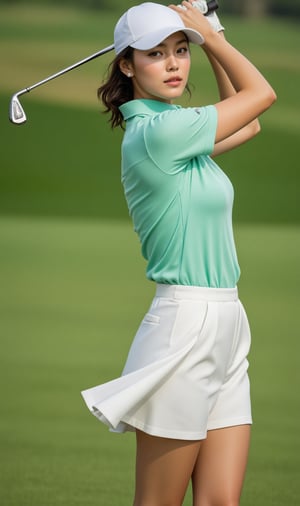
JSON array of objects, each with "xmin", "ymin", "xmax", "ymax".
[
  {"xmin": 147, "ymin": 46, "xmax": 189, "ymax": 58},
  {"xmin": 177, "ymin": 46, "xmax": 189, "ymax": 55},
  {"xmin": 148, "ymin": 51, "xmax": 162, "ymax": 57}
]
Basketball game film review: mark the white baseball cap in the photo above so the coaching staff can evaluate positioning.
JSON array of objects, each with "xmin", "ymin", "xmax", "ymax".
[{"xmin": 114, "ymin": 2, "xmax": 204, "ymax": 55}]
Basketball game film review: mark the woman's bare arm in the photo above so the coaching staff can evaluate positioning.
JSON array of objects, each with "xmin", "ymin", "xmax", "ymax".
[{"xmin": 204, "ymin": 32, "xmax": 261, "ymax": 156}]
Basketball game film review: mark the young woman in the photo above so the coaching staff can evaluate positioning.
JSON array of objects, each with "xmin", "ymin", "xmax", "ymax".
[{"xmin": 82, "ymin": 2, "xmax": 276, "ymax": 505}]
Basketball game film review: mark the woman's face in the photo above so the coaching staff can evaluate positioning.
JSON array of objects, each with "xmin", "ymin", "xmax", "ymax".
[{"xmin": 122, "ymin": 32, "xmax": 191, "ymax": 103}]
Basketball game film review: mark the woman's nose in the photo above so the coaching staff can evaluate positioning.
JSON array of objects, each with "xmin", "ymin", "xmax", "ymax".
[{"xmin": 166, "ymin": 56, "xmax": 179, "ymax": 71}]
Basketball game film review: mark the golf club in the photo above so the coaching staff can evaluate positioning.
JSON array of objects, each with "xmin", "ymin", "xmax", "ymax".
[
  {"xmin": 9, "ymin": 44, "xmax": 114, "ymax": 125},
  {"xmin": 9, "ymin": 0, "xmax": 218, "ymax": 125}
]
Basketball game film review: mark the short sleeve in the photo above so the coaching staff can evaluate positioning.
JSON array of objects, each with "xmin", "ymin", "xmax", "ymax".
[{"xmin": 143, "ymin": 105, "xmax": 218, "ymax": 174}]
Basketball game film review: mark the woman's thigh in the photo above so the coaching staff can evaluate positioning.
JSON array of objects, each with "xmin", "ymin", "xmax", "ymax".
[
  {"xmin": 134, "ymin": 429, "xmax": 202, "ymax": 506},
  {"xmin": 191, "ymin": 424, "xmax": 251, "ymax": 506}
]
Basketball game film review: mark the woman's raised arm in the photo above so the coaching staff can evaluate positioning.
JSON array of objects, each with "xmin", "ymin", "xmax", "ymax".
[{"xmin": 171, "ymin": 2, "xmax": 277, "ymax": 143}]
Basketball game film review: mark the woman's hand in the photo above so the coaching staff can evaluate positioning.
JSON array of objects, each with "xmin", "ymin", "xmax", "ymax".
[{"xmin": 170, "ymin": 1, "xmax": 217, "ymax": 43}]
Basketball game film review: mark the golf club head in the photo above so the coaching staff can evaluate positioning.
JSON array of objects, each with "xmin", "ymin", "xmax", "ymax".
[{"xmin": 9, "ymin": 93, "xmax": 27, "ymax": 124}]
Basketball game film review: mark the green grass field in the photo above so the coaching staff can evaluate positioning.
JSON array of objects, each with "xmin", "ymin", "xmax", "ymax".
[{"xmin": 1, "ymin": 3, "xmax": 300, "ymax": 506}]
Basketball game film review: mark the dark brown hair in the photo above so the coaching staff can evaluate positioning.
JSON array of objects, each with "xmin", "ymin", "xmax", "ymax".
[{"xmin": 97, "ymin": 47, "xmax": 134, "ymax": 129}]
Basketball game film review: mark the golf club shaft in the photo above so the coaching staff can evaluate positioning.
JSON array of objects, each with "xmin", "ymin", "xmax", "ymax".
[{"xmin": 19, "ymin": 44, "xmax": 114, "ymax": 98}]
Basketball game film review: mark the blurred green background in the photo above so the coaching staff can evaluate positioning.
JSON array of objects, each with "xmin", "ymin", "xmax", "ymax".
[{"xmin": 0, "ymin": 1, "xmax": 299, "ymax": 505}]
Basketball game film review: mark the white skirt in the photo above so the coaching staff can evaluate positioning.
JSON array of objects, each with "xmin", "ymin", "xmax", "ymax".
[{"xmin": 81, "ymin": 284, "xmax": 252, "ymax": 440}]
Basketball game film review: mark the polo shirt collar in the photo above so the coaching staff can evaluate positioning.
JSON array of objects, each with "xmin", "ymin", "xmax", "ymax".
[{"xmin": 120, "ymin": 99, "xmax": 180, "ymax": 121}]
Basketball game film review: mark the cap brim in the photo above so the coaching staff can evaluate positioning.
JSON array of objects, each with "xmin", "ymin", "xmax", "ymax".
[{"xmin": 130, "ymin": 26, "xmax": 204, "ymax": 50}]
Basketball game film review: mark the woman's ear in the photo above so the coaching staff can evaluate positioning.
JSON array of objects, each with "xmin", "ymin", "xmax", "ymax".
[{"xmin": 119, "ymin": 58, "xmax": 134, "ymax": 78}]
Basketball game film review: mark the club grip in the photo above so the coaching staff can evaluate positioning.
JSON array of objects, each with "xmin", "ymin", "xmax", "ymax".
[{"xmin": 206, "ymin": 0, "xmax": 219, "ymax": 14}]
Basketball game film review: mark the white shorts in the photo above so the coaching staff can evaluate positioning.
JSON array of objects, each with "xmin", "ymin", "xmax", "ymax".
[{"xmin": 81, "ymin": 284, "xmax": 252, "ymax": 440}]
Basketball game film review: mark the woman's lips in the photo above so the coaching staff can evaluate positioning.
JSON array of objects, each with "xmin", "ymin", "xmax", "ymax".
[{"xmin": 164, "ymin": 77, "xmax": 182, "ymax": 86}]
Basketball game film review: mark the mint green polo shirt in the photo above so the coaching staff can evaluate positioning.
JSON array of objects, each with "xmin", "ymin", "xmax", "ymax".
[{"xmin": 119, "ymin": 99, "xmax": 240, "ymax": 288}]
